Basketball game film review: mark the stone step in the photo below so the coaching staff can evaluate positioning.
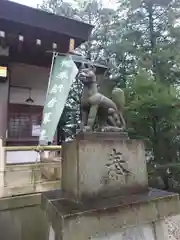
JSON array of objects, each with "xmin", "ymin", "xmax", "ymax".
[{"xmin": 42, "ymin": 188, "xmax": 180, "ymax": 240}]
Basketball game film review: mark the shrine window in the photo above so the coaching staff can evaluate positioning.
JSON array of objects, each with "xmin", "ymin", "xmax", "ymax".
[{"xmin": 7, "ymin": 104, "xmax": 43, "ymax": 145}]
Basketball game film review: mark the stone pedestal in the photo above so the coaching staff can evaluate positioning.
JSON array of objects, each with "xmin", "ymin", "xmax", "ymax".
[
  {"xmin": 62, "ymin": 132, "xmax": 147, "ymax": 200},
  {"xmin": 42, "ymin": 132, "xmax": 180, "ymax": 240}
]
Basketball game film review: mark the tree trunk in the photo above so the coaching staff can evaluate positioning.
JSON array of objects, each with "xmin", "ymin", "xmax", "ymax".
[{"xmin": 147, "ymin": 3, "xmax": 157, "ymax": 78}]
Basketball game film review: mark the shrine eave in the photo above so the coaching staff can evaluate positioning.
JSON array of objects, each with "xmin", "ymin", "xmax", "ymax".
[{"xmin": 0, "ymin": 1, "xmax": 93, "ymax": 49}]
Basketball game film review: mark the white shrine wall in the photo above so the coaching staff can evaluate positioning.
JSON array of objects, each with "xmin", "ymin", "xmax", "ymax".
[
  {"xmin": 9, "ymin": 63, "xmax": 50, "ymax": 106},
  {"xmin": 7, "ymin": 63, "xmax": 50, "ymax": 163}
]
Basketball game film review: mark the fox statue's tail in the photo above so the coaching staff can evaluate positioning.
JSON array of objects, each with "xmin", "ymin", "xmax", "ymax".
[{"xmin": 112, "ymin": 87, "xmax": 126, "ymax": 129}]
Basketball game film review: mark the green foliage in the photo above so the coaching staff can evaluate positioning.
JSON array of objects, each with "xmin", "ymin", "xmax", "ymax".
[{"xmin": 125, "ymin": 70, "xmax": 180, "ymax": 164}]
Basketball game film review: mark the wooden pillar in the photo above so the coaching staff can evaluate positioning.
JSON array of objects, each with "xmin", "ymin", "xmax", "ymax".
[
  {"xmin": 0, "ymin": 138, "xmax": 5, "ymax": 191},
  {"xmin": 0, "ymin": 56, "xmax": 9, "ymax": 143},
  {"xmin": 0, "ymin": 80, "xmax": 9, "ymax": 141}
]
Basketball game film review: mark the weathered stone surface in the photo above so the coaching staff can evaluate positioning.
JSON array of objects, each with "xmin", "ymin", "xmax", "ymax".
[
  {"xmin": 0, "ymin": 193, "xmax": 41, "ymax": 211},
  {"xmin": 155, "ymin": 214, "xmax": 180, "ymax": 240},
  {"xmin": 76, "ymin": 132, "xmax": 129, "ymax": 141},
  {"xmin": 0, "ymin": 194, "xmax": 49, "ymax": 240},
  {"xmin": 42, "ymin": 189, "xmax": 180, "ymax": 240},
  {"xmin": 92, "ymin": 224, "xmax": 155, "ymax": 239},
  {"xmin": 62, "ymin": 133, "xmax": 148, "ymax": 200}
]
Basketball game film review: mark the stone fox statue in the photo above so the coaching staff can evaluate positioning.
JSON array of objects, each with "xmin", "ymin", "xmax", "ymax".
[{"xmin": 79, "ymin": 66, "xmax": 126, "ymax": 132}]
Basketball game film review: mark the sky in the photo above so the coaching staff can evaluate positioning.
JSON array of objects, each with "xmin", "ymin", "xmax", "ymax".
[
  {"xmin": 11, "ymin": 0, "xmax": 42, "ymax": 7},
  {"xmin": 10, "ymin": 0, "xmax": 116, "ymax": 8}
]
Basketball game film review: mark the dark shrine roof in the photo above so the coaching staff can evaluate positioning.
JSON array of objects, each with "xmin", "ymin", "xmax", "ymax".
[{"xmin": 0, "ymin": 1, "xmax": 93, "ymax": 49}]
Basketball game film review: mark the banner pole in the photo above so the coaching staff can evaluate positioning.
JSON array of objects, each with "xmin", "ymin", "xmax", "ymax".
[{"xmin": 46, "ymin": 51, "xmax": 58, "ymax": 98}]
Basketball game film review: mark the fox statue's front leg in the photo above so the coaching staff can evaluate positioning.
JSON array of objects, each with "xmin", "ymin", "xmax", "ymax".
[{"xmin": 80, "ymin": 104, "xmax": 95, "ymax": 132}]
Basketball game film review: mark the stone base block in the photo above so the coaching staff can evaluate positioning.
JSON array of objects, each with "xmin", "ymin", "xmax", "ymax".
[
  {"xmin": 155, "ymin": 214, "xmax": 180, "ymax": 240},
  {"xmin": 93, "ymin": 224, "xmax": 155, "ymax": 239},
  {"xmin": 42, "ymin": 188, "xmax": 180, "ymax": 240},
  {"xmin": 62, "ymin": 132, "xmax": 148, "ymax": 200}
]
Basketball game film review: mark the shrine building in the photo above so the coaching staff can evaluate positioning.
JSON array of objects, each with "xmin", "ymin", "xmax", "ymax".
[{"xmin": 0, "ymin": 1, "xmax": 106, "ymax": 162}]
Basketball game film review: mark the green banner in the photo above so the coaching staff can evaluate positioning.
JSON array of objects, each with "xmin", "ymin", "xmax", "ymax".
[{"xmin": 39, "ymin": 55, "xmax": 78, "ymax": 145}]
